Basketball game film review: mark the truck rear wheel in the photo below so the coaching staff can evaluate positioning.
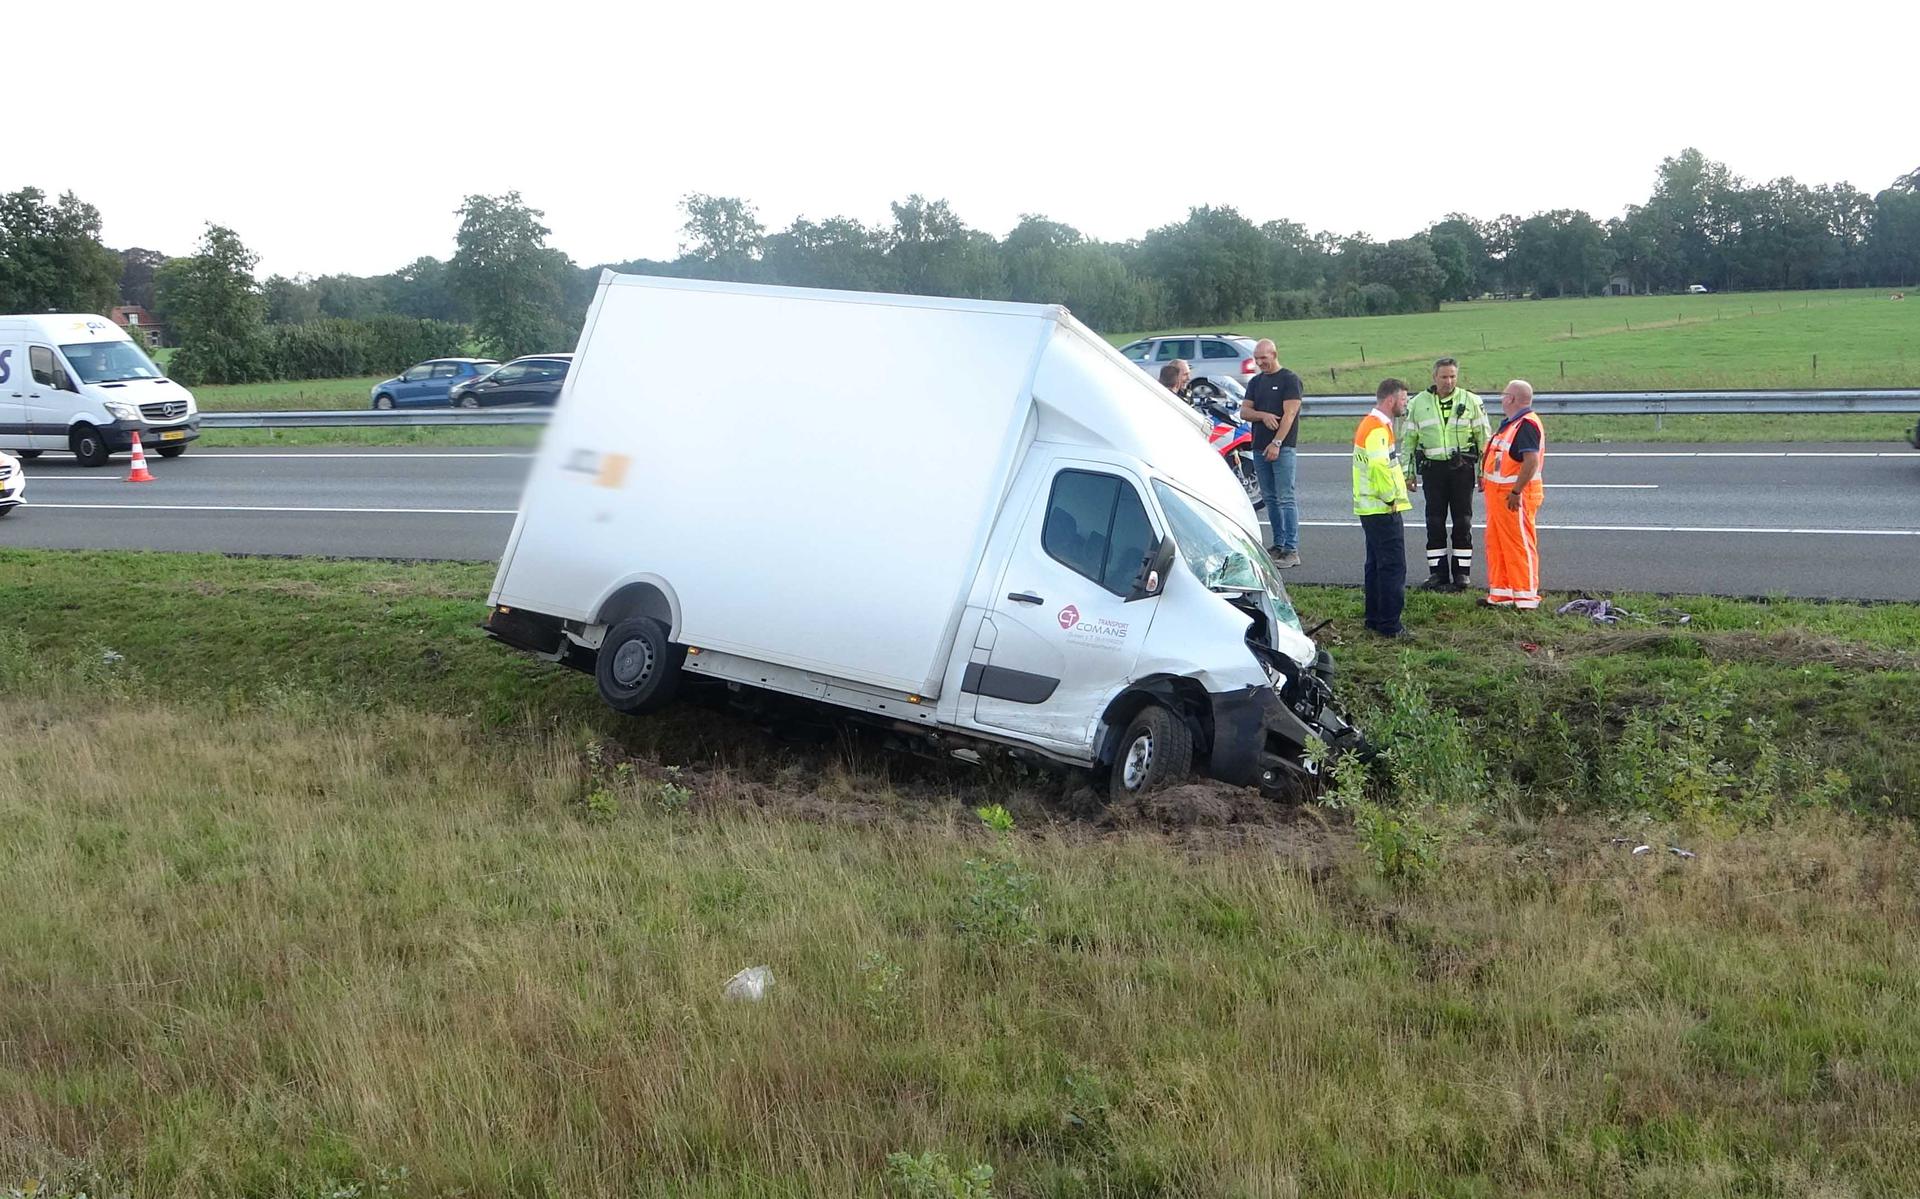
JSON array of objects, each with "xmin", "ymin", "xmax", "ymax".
[
  {"xmin": 1107, "ymin": 703, "xmax": 1192, "ymax": 802},
  {"xmin": 594, "ymin": 617, "xmax": 686, "ymax": 715}
]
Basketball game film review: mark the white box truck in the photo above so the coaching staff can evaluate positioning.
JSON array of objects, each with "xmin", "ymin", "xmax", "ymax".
[
  {"xmin": 0, "ymin": 314, "xmax": 201, "ymax": 465},
  {"xmin": 485, "ymin": 274, "xmax": 1366, "ymax": 801}
]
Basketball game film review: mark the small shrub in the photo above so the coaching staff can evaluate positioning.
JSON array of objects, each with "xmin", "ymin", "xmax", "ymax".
[
  {"xmin": 856, "ymin": 951, "xmax": 907, "ymax": 1024},
  {"xmin": 975, "ymin": 803, "xmax": 1015, "ymax": 833},
  {"xmin": 1316, "ymin": 749, "xmax": 1371, "ymax": 811},
  {"xmin": 958, "ymin": 857, "xmax": 1039, "ymax": 947},
  {"xmin": 651, "ymin": 765, "xmax": 692, "ymax": 815},
  {"xmin": 957, "ymin": 800, "xmax": 1039, "ymax": 946},
  {"xmin": 1353, "ymin": 801, "xmax": 1440, "ymax": 886},
  {"xmin": 885, "ymin": 1151, "xmax": 994, "ymax": 1199},
  {"xmin": 1369, "ymin": 673, "xmax": 1491, "ymax": 809},
  {"xmin": 577, "ymin": 742, "xmax": 631, "ymax": 824}
]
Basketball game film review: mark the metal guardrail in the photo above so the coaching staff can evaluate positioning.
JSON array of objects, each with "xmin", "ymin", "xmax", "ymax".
[
  {"xmin": 202, "ymin": 390, "xmax": 1920, "ymax": 429},
  {"xmin": 1295, "ymin": 388, "xmax": 1920, "ymax": 419},
  {"xmin": 201, "ymin": 408, "xmax": 553, "ymax": 428}
]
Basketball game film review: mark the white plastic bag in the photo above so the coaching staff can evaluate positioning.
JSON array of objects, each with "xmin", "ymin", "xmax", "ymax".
[{"xmin": 722, "ymin": 965, "xmax": 773, "ymax": 1002}]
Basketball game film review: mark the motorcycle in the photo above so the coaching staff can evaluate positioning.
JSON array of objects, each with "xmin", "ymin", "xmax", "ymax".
[{"xmin": 1188, "ymin": 377, "xmax": 1263, "ymax": 511}]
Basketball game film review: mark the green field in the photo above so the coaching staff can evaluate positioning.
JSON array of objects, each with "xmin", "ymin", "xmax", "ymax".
[
  {"xmin": 1118, "ymin": 287, "xmax": 1920, "ymax": 394},
  {"xmin": 171, "ymin": 290, "xmax": 1920, "ymax": 448},
  {"xmin": 192, "ymin": 376, "xmax": 386, "ymax": 412},
  {"xmin": 4, "ymin": 550, "xmax": 1918, "ymax": 1197}
]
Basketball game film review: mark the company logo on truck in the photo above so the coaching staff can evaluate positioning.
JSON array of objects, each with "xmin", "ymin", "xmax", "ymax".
[
  {"xmin": 562, "ymin": 448, "xmax": 631, "ymax": 488},
  {"xmin": 1056, "ymin": 603, "xmax": 1129, "ymax": 649}
]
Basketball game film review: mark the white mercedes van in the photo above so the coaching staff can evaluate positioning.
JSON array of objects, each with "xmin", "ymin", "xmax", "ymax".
[{"xmin": 0, "ymin": 314, "xmax": 201, "ymax": 466}]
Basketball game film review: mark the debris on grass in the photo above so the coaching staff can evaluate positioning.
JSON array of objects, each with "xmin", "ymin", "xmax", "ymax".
[{"xmin": 722, "ymin": 965, "xmax": 773, "ymax": 1002}]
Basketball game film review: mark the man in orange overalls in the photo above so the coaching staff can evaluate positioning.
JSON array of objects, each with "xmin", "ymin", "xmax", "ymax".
[{"xmin": 1480, "ymin": 380, "xmax": 1545, "ymax": 609}]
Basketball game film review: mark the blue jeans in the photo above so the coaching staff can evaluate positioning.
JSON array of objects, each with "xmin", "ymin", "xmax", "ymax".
[{"xmin": 1253, "ymin": 445, "xmax": 1298, "ymax": 551}]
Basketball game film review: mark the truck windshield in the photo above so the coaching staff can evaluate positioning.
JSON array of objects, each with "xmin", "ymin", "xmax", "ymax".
[
  {"xmin": 59, "ymin": 340, "xmax": 163, "ymax": 384},
  {"xmin": 1151, "ymin": 480, "xmax": 1302, "ymax": 632}
]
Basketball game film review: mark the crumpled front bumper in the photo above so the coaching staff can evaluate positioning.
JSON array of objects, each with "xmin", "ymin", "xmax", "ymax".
[{"xmin": 1207, "ymin": 678, "xmax": 1369, "ymax": 792}]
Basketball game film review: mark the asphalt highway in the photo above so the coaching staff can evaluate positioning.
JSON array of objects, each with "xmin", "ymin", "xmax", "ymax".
[{"xmin": 4, "ymin": 445, "xmax": 1919, "ymax": 600}]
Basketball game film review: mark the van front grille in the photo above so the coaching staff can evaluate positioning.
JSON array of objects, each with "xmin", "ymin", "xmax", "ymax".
[{"xmin": 141, "ymin": 400, "xmax": 188, "ymax": 421}]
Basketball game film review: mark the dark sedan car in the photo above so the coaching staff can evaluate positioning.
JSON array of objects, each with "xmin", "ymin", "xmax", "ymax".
[{"xmin": 449, "ymin": 354, "xmax": 573, "ymax": 408}]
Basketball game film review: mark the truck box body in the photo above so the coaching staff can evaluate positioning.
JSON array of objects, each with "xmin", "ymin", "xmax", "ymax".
[{"xmin": 490, "ymin": 273, "xmax": 1234, "ymax": 698}]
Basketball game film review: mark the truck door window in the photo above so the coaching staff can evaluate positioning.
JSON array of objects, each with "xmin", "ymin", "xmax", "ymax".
[
  {"xmin": 29, "ymin": 346, "xmax": 57, "ymax": 387},
  {"xmin": 1042, "ymin": 470, "xmax": 1156, "ymax": 598}
]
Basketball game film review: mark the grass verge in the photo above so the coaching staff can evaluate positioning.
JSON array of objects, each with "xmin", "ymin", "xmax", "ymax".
[{"xmin": 3, "ymin": 550, "xmax": 1918, "ymax": 1197}]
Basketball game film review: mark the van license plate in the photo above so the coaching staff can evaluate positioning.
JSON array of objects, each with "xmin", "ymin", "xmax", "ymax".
[{"xmin": 160, "ymin": 430, "xmax": 186, "ymax": 441}]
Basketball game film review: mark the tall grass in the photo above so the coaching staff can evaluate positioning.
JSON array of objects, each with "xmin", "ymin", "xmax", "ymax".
[{"xmin": 3, "ymin": 551, "xmax": 1920, "ymax": 1195}]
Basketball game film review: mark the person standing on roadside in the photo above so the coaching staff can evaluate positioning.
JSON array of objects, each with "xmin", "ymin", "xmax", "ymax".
[
  {"xmin": 1158, "ymin": 359, "xmax": 1191, "ymax": 397},
  {"xmin": 1402, "ymin": 357, "xmax": 1491, "ymax": 591},
  {"xmin": 1239, "ymin": 338, "xmax": 1304, "ymax": 566},
  {"xmin": 1353, "ymin": 378, "xmax": 1414, "ymax": 638},
  {"xmin": 1481, "ymin": 379, "xmax": 1546, "ymax": 610}
]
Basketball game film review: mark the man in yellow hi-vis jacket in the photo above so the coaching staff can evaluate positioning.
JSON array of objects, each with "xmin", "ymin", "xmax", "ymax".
[{"xmin": 1353, "ymin": 378, "xmax": 1413, "ymax": 639}]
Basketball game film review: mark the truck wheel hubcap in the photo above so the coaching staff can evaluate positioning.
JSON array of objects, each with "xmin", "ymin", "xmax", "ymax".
[
  {"xmin": 1123, "ymin": 733, "xmax": 1154, "ymax": 789},
  {"xmin": 612, "ymin": 638, "xmax": 655, "ymax": 688}
]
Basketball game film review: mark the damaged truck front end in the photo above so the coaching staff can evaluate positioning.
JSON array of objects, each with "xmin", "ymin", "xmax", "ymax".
[{"xmin": 1138, "ymin": 480, "xmax": 1370, "ymax": 799}]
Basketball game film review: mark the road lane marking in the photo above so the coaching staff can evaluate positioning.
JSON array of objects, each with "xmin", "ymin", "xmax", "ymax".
[
  {"xmin": 1300, "ymin": 450, "xmax": 1910, "ymax": 459},
  {"xmin": 26, "ymin": 503, "xmax": 515, "ymax": 515},
  {"xmin": 1294, "ymin": 520, "xmax": 1920, "ymax": 536},
  {"xmin": 15, "ymin": 452, "xmax": 534, "ymax": 461},
  {"xmin": 178, "ymin": 452, "xmax": 535, "ymax": 459}
]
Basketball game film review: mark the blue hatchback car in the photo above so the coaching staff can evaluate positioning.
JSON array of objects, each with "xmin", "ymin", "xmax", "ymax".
[{"xmin": 371, "ymin": 358, "xmax": 500, "ymax": 409}]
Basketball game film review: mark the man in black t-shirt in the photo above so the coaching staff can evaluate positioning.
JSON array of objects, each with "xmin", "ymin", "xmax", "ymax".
[{"xmin": 1238, "ymin": 338, "xmax": 1304, "ymax": 565}]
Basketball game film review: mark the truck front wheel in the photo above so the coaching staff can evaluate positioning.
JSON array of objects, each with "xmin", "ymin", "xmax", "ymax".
[
  {"xmin": 1107, "ymin": 703, "xmax": 1192, "ymax": 802},
  {"xmin": 594, "ymin": 617, "xmax": 686, "ymax": 714},
  {"xmin": 70, "ymin": 425, "xmax": 111, "ymax": 467}
]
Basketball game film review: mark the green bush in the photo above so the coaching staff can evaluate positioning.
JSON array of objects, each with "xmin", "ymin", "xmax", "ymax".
[{"xmin": 259, "ymin": 316, "xmax": 469, "ymax": 382}]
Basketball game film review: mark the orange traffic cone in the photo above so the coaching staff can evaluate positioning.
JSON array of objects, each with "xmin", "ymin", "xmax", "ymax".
[{"xmin": 126, "ymin": 431, "xmax": 156, "ymax": 483}]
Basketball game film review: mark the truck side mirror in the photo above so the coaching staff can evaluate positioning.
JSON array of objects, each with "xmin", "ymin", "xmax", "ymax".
[{"xmin": 1126, "ymin": 535, "xmax": 1177, "ymax": 603}]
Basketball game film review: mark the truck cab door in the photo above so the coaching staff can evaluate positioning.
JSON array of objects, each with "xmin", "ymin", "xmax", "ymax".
[
  {"xmin": 0, "ymin": 344, "xmax": 24, "ymax": 449},
  {"xmin": 26, "ymin": 345, "xmax": 74, "ymax": 450},
  {"xmin": 967, "ymin": 460, "xmax": 1162, "ymax": 751}
]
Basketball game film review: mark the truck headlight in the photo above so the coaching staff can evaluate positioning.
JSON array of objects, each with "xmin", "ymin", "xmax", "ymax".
[{"xmin": 104, "ymin": 401, "xmax": 141, "ymax": 422}]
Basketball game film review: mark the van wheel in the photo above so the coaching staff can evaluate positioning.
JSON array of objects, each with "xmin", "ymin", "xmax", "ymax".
[
  {"xmin": 70, "ymin": 425, "xmax": 111, "ymax": 467},
  {"xmin": 1107, "ymin": 703, "xmax": 1193, "ymax": 802},
  {"xmin": 158, "ymin": 445, "xmax": 187, "ymax": 458},
  {"xmin": 16, "ymin": 450, "xmax": 42, "ymax": 459},
  {"xmin": 595, "ymin": 617, "xmax": 686, "ymax": 715}
]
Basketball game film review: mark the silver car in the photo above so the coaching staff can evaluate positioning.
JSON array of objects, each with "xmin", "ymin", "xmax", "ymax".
[{"xmin": 1116, "ymin": 333, "xmax": 1259, "ymax": 400}]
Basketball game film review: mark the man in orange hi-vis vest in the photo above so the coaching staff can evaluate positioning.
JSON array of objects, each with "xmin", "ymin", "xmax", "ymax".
[{"xmin": 1480, "ymin": 379, "xmax": 1545, "ymax": 609}]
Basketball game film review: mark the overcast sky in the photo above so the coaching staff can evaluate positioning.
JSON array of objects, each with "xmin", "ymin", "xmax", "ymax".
[{"xmin": 15, "ymin": 0, "xmax": 1912, "ymax": 278}]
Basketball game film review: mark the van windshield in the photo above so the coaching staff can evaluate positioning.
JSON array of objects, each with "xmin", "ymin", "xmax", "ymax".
[
  {"xmin": 59, "ymin": 340, "xmax": 163, "ymax": 384},
  {"xmin": 1151, "ymin": 480, "xmax": 1302, "ymax": 632}
]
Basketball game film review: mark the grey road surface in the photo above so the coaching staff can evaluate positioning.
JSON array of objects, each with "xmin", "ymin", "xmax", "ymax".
[{"xmin": 4, "ymin": 446, "xmax": 1919, "ymax": 600}]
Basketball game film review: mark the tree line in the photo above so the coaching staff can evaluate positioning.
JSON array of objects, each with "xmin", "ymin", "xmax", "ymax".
[{"xmin": 2, "ymin": 148, "xmax": 1917, "ymax": 385}]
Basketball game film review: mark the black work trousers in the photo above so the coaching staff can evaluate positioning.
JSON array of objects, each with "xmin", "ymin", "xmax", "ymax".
[
  {"xmin": 1419, "ymin": 458, "xmax": 1478, "ymax": 582},
  {"xmin": 1360, "ymin": 511, "xmax": 1407, "ymax": 635}
]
